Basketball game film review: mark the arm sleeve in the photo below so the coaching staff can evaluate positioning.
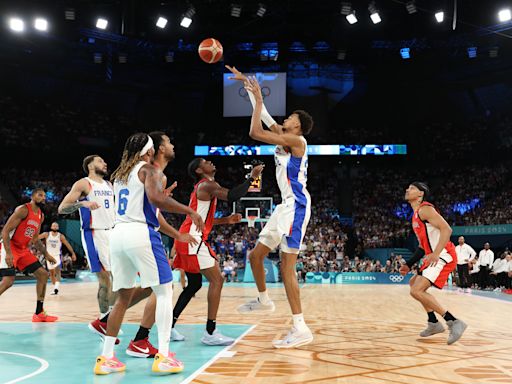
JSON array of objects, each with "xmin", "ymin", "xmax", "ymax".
[
  {"xmin": 247, "ymin": 91, "xmax": 277, "ymax": 128},
  {"xmin": 227, "ymin": 178, "xmax": 254, "ymax": 204},
  {"xmin": 406, "ymin": 248, "xmax": 425, "ymax": 268}
]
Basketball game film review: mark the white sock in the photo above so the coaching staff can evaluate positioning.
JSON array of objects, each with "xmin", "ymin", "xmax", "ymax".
[
  {"xmin": 102, "ymin": 336, "xmax": 116, "ymax": 359},
  {"xmin": 55, "ymin": 282, "xmax": 60, "ymax": 290},
  {"xmin": 292, "ymin": 313, "xmax": 309, "ymax": 332},
  {"xmin": 152, "ymin": 282, "xmax": 173, "ymax": 357},
  {"xmin": 258, "ymin": 290, "xmax": 270, "ymax": 304}
]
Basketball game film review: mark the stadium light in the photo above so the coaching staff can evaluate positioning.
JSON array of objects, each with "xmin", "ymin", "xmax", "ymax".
[
  {"xmin": 256, "ymin": 3, "xmax": 267, "ymax": 17},
  {"xmin": 346, "ymin": 12, "xmax": 358, "ymax": 24},
  {"xmin": 156, "ymin": 17, "xmax": 168, "ymax": 29},
  {"xmin": 400, "ymin": 48, "xmax": 411, "ymax": 59},
  {"xmin": 96, "ymin": 18, "xmax": 108, "ymax": 30},
  {"xmin": 467, "ymin": 47, "xmax": 477, "ymax": 59},
  {"xmin": 368, "ymin": 2, "xmax": 381, "ymax": 24},
  {"xmin": 231, "ymin": 4, "xmax": 242, "ymax": 17},
  {"xmin": 435, "ymin": 11, "xmax": 444, "ymax": 23},
  {"xmin": 405, "ymin": 1, "xmax": 417, "ymax": 14},
  {"xmin": 498, "ymin": 9, "xmax": 512, "ymax": 22},
  {"xmin": 9, "ymin": 18, "xmax": 24, "ymax": 32},
  {"xmin": 180, "ymin": 16, "xmax": 192, "ymax": 28},
  {"xmin": 34, "ymin": 18, "xmax": 48, "ymax": 31}
]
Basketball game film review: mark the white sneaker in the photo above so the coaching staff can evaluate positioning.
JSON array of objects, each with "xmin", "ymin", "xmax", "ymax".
[
  {"xmin": 171, "ymin": 328, "xmax": 185, "ymax": 341},
  {"xmin": 201, "ymin": 330, "xmax": 235, "ymax": 346},
  {"xmin": 272, "ymin": 327, "xmax": 313, "ymax": 349},
  {"xmin": 464, "ymin": 288, "xmax": 472, "ymax": 294},
  {"xmin": 237, "ymin": 298, "xmax": 275, "ymax": 314}
]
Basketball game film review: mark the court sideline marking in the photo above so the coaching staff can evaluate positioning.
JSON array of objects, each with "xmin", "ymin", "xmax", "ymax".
[
  {"xmin": 0, "ymin": 351, "xmax": 49, "ymax": 384},
  {"xmin": 180, "ymin": 324, "xmax": 257, "ymax": 384}
]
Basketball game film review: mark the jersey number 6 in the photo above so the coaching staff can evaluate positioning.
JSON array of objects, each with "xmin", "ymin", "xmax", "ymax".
[{"xmin": 118, "ymin": 189, "xmax": 129, "ymax": 215}]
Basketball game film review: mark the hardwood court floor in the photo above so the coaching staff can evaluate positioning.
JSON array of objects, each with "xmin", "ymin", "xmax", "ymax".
[{"xmin": 1, "ymin": 281, "xmax": 511, "ymax": 384}]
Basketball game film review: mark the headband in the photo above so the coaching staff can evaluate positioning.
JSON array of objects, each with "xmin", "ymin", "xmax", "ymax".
[{"xmin": 140, "ymin": 136, "xmax": 154, "ymax": 156}]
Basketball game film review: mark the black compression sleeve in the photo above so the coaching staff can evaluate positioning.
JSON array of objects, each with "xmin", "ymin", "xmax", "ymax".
[
  {"xmin": 227, "ymin": 178, "xmax": 254, "ymax": 203},
  {"xmin": 406, "ymin": 248, "xmax": 425, "ymax": 268}
]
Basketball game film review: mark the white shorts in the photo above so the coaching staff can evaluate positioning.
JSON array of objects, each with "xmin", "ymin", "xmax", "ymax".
[
  {"xmin": 110, "ymin": 222, "xmax": 172, "ymax": 292},
  {"xmin": 46, "ymin": 255, "xmax": 62, "ymax": 270},
  {"xmin": 258, "ymin": 201, "xmax": 311, "ymax": 254},
  {"xmin": 0, "ymin": 245, "xmax": 7, "ymax": 269},
  {"xmin": 420, "ymin": 250, "xmax": 457, "ymax": 289},
  {"xmin": 174, "ymin": 239, "xmax": 217, "ymax": 273},
  {"xmin": 81, "ymin": 229, "xmax": 111, "ymax": 273}
]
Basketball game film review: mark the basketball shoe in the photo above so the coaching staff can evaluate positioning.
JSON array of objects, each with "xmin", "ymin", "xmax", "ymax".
[
  {"xmin": 152, "ymin": 353, "xmax": 184, "ymax": 374},
  {"xmin": 237, "ymin": 298, "xmax": 275, "ymax": 313},
  {"xmin": 201, "ymin": 330, "xmax": 235, "ymax": 346},
  {"xmin": 419, "ymin": 322, "xmax": 445, "ymax": 337},
  {"xmin": 447, "ymin": 319, "xmax": 468, "ymax": 345},
  {"xmin": 88, "ymin": 318, "xmax": 120, "ymax": 344},
  {"xmin": 272, "ymin": 327, "xmax": 313, "ymax": 349},
  {"xmin": 126, "ymin": 337, "xmax": 158, "ymax": 358},
  {"xmin": 93, "ymin": 355, "xmax": 126, "ymax": 375},
  {"xmin": 171, "ymin": 328, "xmax": 185, "ymax": 341},
  {"xmin": 32, "ymin": 311, "xmax": 58, "ymax": 322}
]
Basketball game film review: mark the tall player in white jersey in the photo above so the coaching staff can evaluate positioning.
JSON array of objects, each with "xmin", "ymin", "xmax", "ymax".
[
  {"xmin": 229, "ymin": 68, "xmax": 314, "ymax": 348},
  {"xmin": 93, "ymin": 133, "xmax": 204, "ymax": 376},
  {"xmin": 38, "ymin": 222, "xmax": 76, "ymax": 295},
  {"xmin": 59, "ymin": 155, "xmax": 117, "ymax": 317}
]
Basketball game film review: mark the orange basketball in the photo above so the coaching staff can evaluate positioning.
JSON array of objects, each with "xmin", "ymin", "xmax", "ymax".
[{"xmin": 198, "ymin": 38, "xmax": 223, "ymax": 64}]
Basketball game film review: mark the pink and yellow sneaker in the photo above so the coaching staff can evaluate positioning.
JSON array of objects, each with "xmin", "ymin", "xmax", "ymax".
[
  {"xmin": 151, "ymin": 352, "xmax": 184, "ymax": 374},
  {"xmin": 32, "ymin": 311, "xmax": 58, "ymax": 322},
  {"xmin": 93, "ymin": 355, "xmax": 126, "ymax": 375}
]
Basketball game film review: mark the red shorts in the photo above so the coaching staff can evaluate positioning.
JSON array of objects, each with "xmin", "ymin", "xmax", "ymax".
[
  {"xmin": 420, "ymin": 251, "xmax": 456, "ymax": 289},
  {"xmin": 12, "ymin": 246, "xmax": 39, "ymax": 272},
  {"xmin": 173, "ymin": 242, "xmax": 217, "ymax": 274}
]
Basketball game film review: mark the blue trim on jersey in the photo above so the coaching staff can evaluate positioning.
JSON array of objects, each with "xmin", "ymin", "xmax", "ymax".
[
  {"xmin": 147, "ymin": 225, "xmax": 173, "ymax": 284},
  {"xmin": 286, "ymin": 155, "xmax": 308, "ymax": 249},
  {"xmin": 79, "ymin": 198, "xmax": 91, "ymax": 230},
  {"xmin": 143, "ymin": 192, "xmax": 159, "ymax": 228},
  {"xmin": 83, "ymin": 229, "xmax": 101, "ymax": 272}
]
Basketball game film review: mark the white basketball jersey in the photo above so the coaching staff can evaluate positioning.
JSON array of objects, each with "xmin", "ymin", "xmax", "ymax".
[
  {"xmin": 274, "ymin": 136, "xmax": 310, "ymax": 205},
  {"xmin": 79, "ymin": 177, "xmax": 115, "ymax": 230},
  {"xmin": 46, "ymin": 231, "xmax": 62, "ymax": 257},
  {"xmin": 114, "ymin": 161, "xmax": 159, "ymax": 228}
]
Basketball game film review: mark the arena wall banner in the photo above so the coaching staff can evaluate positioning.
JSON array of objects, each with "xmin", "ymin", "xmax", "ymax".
[
  {"xmin": 452, "ymin": 224, "xmax": 512, "ymax": 236},
  {"xmin": 305, "ymin": 272, "xmax": 412, "ymax": 285}
]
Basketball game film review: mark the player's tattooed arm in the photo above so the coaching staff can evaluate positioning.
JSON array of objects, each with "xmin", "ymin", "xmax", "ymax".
[{"xmin": 58, "ymin": 179, "xmax": 98, "ymax": 214}]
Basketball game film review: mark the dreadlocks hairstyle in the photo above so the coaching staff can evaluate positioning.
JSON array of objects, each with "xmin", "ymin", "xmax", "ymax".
[
  {"xmin": 149, "ymin": 131, "xmax": 166, "ymax": 156},
  {"xmin": 111, "ymin": 133, "xmax": 151, "ymax": 184}
]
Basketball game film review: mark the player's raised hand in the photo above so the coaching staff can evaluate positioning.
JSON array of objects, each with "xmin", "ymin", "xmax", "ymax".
[
  {"xmin": 190, "ymin": 211, "xmax": 205, "ymax": 232},
  {"xmin": 177, "ymin": 233, "xmax": 199, "ymax": 246},
  {"xmin": 250, "ymin": 164, "xmax": 265, "ymax": 179},
  {"xmin": 82, "ymin": 201, "xmax": 101, "ymax": 210},
  {"xmin": 227, "ymin": 213, "xmax": 243, "ymax": 224},
  {"xmin": 225, "ymin": 65, "xmax": 246, "ymax": 81},
  {"xmin": 164, "ymin": 181, "xmax": 178, "ymax": 197},
  {"xmin": 244, "ymin": 76, "xmax": 263, "ymax": 101}
]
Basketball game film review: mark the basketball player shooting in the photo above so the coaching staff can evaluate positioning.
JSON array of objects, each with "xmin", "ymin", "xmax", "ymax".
[
  {"xmin": 400, "ymin": 182, "xmax": 467, "ymax": 344},
  {"xmin": 232, "ymin": 70, "xmax": 315, "ymax": 349}
]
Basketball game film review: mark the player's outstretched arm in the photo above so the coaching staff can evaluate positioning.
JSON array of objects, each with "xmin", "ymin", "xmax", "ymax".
[
  {"xmin": 157, "ymin": 212, "xmax": 198, "ymax": 245},
  {"xmin": 213, "ymin": 214, "xmax": 242, "ymax": 225},
  {"xmin": 226, "ymin": 65, "xmax": 283, "ymax": 134},
  {"xmin": 245, "ymin": 77, "xmax": 304, "ymax": 151},
  {"xmin": 58, "ymin": 179, "xmax": 99, "ymax": 214},
  {"xmin": 1, "ymin": 205, "xmax": 28, "ymax": 267},
  {"xmin": 142, "ymin": 164, "xmax": 205, "ymax": 231}
]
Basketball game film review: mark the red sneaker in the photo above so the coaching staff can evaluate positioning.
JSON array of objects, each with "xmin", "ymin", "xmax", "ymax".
[
  {"xmin": 32, "ymin": 311, "xmax": 58, "ymax": 322},
  {"xmin": 88, "ymin": 318, "xmax": 120, "ymax": 345},
  {"xmin": 126, "ymin": 337, "xmax": 158, "ymax": 358}
]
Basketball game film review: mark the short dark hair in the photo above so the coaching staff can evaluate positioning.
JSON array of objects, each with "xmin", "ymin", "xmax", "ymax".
[
  {"xmin": 83, "ymin": 155, "xmax": 100, "ymax": 175},
  {"xmin": 149, "ymin": 131, "xmax": 166, "ymax": 155},
  {"xmin": 187, "ymin": 158, "xmax": 203, "ymax": 180},
  {"xmin": 293, "ymin": 110, "xmax": 314, "ymax": 135},
  {"xmin": 32, "ymin": 188, "xmax": 45, "ymax": 196},
  {"xmin": 411, "ymin": 181, "xmax": 430, "ymax": 201}
]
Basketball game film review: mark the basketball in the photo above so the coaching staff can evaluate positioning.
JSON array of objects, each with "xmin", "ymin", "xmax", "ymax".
[{"xmin": 198, "ymin": 38, "xmax": 223, "ymax": 64}]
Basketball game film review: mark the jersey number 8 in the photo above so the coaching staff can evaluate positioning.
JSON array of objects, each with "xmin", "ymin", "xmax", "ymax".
[{"xmin": 118, "ymin": 189, "xmax": 129, "ymax": 215}]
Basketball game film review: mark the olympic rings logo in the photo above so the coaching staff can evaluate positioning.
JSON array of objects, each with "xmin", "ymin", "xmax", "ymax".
[
  {"xmin": 389, "ymin": 274, "xmax": 405, "ymax": 283},
  {"xmin": 239, "ymin": 86, "xmax": 271, "ymax": 101}
]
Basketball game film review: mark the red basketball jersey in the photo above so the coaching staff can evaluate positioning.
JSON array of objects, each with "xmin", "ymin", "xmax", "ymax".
[
  {"xmin": 11, "ymin": 203, "xmax": 43, "ymax": 249},
  {"xmin": 411, "ymin": 201, "xmax": 456, "ymax": 259},
  {"xmin": 175, "ymin": 179, "xmax": 217, "ymax": 254}
]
